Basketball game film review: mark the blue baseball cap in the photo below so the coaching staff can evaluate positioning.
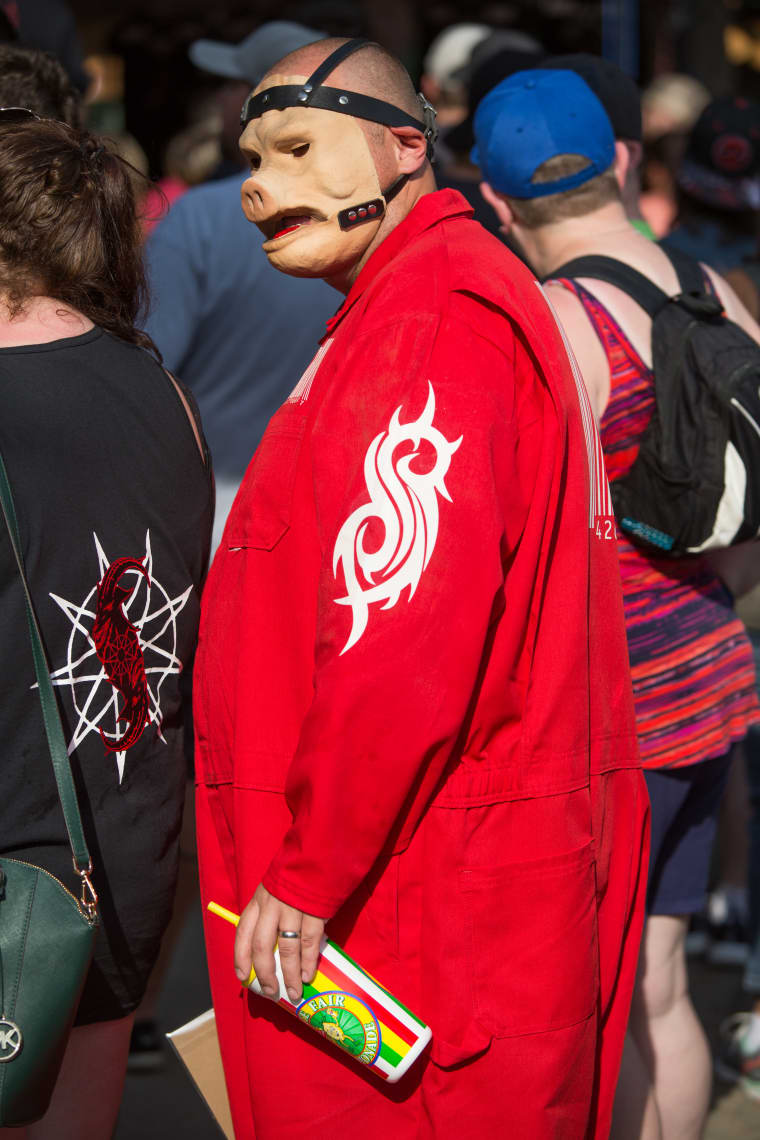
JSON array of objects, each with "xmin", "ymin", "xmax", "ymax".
[{"xmin": 471, "ymin": 69, "xmax": 616, "ymax": 198}]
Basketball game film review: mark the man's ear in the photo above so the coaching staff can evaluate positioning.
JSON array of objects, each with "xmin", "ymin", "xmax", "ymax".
[
  {"xmin": 613, "ymin": 140, "xmax": 631, "ymax": 192},
  {"xmin": 480, "ymin": 181, "xmax": 514, "ymax": 231},
  {"xmin": 624, "ymin": 140, "xmax": 643, "ymax": 173},
  {"xmin": 388, "ymin": 125, "xmax": 428, "ymax": 174}
]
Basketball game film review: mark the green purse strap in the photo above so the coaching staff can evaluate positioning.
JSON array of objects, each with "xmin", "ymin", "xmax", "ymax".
[{"xmin": 0, "ymin": 450, "xmax": 97, "ymax": 914}]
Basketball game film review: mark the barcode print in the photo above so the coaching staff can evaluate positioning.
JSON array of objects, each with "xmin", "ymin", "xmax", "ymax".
[
  {"xmin": 573, "ymin": 351, "xmax": 614, "ymax": 525},
  {"xmin": 288, "ymin": 338, "xmax": 333, "ymax": 405}
]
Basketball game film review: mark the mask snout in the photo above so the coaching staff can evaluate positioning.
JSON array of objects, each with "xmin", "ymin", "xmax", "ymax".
[
  {"xmin": 241, "ymin": 172, "xmax": 322, "ymax": 244},
  {"xmin": 241, "ymin": 173, "xmax": 279, "ymax": 227}
]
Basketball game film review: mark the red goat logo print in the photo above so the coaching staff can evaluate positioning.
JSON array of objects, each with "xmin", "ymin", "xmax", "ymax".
[{"xmin": 92, "ymin": 558, "xmax": 150, "ymax": 752}]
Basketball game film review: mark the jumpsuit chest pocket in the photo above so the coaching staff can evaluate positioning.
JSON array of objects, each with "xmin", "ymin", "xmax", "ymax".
[{"xmin": 225, "ymin": 420, "xmax": 307, "ymax": 551}]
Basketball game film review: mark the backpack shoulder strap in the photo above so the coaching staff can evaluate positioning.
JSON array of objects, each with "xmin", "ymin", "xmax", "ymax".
[
  {"xmin": 544, "ymin": 255, "xmax": 670, "ymax": 319},
  {"xmin": 658, "ymin": 244, "xmax": 707, "ymax": 297}
]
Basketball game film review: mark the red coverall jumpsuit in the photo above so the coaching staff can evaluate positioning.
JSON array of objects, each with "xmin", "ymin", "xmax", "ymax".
[{"xmin": 194, "ymin": 189, "xmax": 649, "ymax": 1139}]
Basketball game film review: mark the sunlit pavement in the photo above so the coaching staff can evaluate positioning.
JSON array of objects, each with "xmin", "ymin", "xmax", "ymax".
[{"xmin": 114, "ymin": 902, "xmax": 760, "ymax": 1138}]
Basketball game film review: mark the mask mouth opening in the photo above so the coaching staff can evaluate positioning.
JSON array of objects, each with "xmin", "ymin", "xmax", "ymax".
[{"xmin": 260, "ymin": 210, "xmax": 325, "ymax": 241}]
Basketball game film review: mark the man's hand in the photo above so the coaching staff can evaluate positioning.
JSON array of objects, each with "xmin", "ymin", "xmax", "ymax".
[{"xmin": 234, "ymin": 883, "xmax": 325, "ymax": 1004}]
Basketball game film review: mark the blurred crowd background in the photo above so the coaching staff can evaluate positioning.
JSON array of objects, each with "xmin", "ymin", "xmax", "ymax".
[{"xmin": 9, "ymin": 0, "xmax": 760, "ymax": 245}]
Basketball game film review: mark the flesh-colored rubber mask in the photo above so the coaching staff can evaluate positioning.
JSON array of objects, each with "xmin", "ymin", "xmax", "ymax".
[{"xmin": 240, "ymin": 73, "xmax": 385, "ymax": 278}]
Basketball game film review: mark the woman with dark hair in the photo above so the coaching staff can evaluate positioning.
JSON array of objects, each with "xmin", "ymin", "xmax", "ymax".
[
  {"xmin": 0, "ymin": 116, "xmax": 213, "ymax": 1139},
  {"xmin": 0, "ymin": 44, "xmax": 81, "ymax": 127}
]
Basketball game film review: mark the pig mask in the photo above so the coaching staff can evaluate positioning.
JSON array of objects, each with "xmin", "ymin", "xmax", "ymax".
[{"xmin": 239, "ymin": 39, "xmax": 437, "ymax": 278}]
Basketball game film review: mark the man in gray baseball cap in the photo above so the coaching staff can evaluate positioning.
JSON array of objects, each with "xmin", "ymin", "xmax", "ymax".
[
  {"xmin": 189, "ymin": 21, "xmax": 328, "ymax": 180},
  {"xmin": 190, "ymin": 20, "xmax": 327, "ymax": 87}
]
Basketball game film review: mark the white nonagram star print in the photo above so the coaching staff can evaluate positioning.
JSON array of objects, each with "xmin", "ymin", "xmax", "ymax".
[{"xmin": 40, "ymin": 531, "xmax": 192, "ymax": 783}]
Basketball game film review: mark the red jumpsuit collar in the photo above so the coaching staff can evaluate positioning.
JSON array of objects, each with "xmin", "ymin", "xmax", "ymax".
[{"xmin": 324, "ymin": 188, "xmax": 474, "ymax": 338}]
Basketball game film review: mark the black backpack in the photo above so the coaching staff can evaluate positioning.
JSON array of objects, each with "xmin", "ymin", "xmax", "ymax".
[{"xmin": 546, "ymin": 247, "xmax": 760, "ymax": 557}]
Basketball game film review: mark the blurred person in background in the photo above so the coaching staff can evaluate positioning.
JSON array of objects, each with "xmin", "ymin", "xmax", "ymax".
[
  {"xmin": 662, "ymin": 95, "xmax": 760, "ymax": 272},
  {"xmin": 0, "ymin": 113, "xmax": 212, "ymax": 1140},
  {"xmin": 438, "ymin": 31, "xmax": 544, "ymax": 236},
  {"xmin": 716, "ymin": 581, "xmax": 760, "ymax": 1099},
  {"xmin": 15, "ymin": 0, "xmax": 88, "ymax": 93},
  {"xmin": 419, "ymin": 22, "xmax": 490, "ymax": 121},
  {"xmin": 0, "ymin": 2, "xmax": 16, "ymax": 42},
  {"xmin": 474, "ymin": 68, "xmax": 760, "ymax": 1140},
  {"xmin": 141, "ymin": 116, "xmax": 225, "ymax": 236},
  {"xmin": 187, "ymin": 28, "xmax": 258, "ymax": 183},
  {"xmin": 642, "ymin": 74, "xmax": 712, "ymax": 145},
  {"xmin": 418, "ymin": 22, "xmax": 490, "ymax": 163},
  {"xmin": 144, "ymin": 20, "xmax": 336, "ymax": 554},
  {"xmin": 639, "ymin": 74, "xmax": 712, "ymax": 240}
]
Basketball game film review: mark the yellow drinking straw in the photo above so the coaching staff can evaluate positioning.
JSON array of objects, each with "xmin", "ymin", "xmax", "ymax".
[
  {"xmin": 208, "ymin": 901, "xmax": 240, "ymax": 926},
  {"xmin": 207, "ymin": 901, "xmax": 257, "ymax": 987}
]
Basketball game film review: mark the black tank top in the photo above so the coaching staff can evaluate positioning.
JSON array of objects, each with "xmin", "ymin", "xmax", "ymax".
[{"xmin": 0, "ymin": 327, "xmax": 213, "ymax": 1014}]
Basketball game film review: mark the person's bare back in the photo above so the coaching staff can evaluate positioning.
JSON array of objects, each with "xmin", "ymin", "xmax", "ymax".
[{"xmin": 538, "ymin": 205, "xmax": 760, "ymax": 418}]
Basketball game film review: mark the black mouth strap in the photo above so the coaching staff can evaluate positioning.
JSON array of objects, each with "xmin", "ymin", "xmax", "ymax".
[{"xmin": 241, "ymin": 38, "xmax": 427, "ymax": 136}]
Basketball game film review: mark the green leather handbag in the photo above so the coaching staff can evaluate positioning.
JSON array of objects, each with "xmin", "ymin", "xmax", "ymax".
[{"xmin": 0, "ymin": 451, "xmax": 98, "ymax": 1128}]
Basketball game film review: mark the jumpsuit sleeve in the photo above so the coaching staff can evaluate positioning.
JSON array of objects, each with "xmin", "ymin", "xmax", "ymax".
[{"xmin": 262, "ymin": 311, "xmax": 542, "ymax": 917}]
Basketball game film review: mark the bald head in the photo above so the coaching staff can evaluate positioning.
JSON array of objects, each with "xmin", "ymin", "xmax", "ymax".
[{"xmin": 263, "ymin": 38, "xmax": 422, "ymax": 122}]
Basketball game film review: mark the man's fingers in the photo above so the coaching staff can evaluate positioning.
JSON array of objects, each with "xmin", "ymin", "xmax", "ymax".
[
  {"xmin": 232, "ymin": 886, "xmax": 322, "ymax": 1006},
  {"xmin": 277, "ymin": 907, "xmax": 304, "ymax": 1004},
  {"xmin": 252, "ymin": 899, "xmax": 281, "ymax": 1000},
  {"xmin": 301, "ymin": 914, "xmax": 324, "ymax": 985},
  {"xmin": 234, "ymin": 896, "xmax": 260, "ymax": 985}
]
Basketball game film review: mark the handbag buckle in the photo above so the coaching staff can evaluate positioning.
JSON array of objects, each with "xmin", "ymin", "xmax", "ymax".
[{"xmin": 73, "ymin": 858, "xmax": 98, "ymax": 921}]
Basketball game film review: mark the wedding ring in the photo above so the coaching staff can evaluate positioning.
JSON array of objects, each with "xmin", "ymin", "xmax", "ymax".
[{"xmin": 278, "ymin": 929, "xmax": 301, "ymax": 939}]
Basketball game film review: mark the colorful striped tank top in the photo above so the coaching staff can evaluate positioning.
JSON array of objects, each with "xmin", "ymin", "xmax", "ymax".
[{"xmin": 559, "ymin": 279, "xmax": 759, "ymax": 769}]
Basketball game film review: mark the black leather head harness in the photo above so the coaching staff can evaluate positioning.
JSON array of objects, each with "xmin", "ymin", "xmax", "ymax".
[{"xmin": 240, "ymin": 38, "xmax": 438, "ymax": 226}]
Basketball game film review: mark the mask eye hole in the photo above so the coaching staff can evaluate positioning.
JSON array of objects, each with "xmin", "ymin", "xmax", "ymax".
[
  {"xmin": 292, "ymin": 143, "xmax": 309, "ymax": 158},
  {"xmin": 249, "ymin": 152, "xmax": 261, "ymax": 172}
]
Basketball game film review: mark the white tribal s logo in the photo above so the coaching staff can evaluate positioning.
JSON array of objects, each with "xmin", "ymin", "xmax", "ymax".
[{"xmin": 333, "ymin": 382, "xmax": 462, "ymax": 654}]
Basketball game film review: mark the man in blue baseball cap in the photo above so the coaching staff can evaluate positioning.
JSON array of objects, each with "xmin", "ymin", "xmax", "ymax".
[
  {"xmin": 473, "ymin": 67, "xmax": 760, "ymax": 1140},
  {"xmin": 543, "ymin": 53, "xmax": 651, "ymax": 234},
  {"xmin": 472, "ymin": 68, "xmax": 616, "ymax": 204}
]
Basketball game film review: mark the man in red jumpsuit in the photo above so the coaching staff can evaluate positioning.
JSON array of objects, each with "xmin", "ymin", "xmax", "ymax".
[{"xmin": 194, "ymin": 36, "xmax": 649, "ymax": 1139}]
